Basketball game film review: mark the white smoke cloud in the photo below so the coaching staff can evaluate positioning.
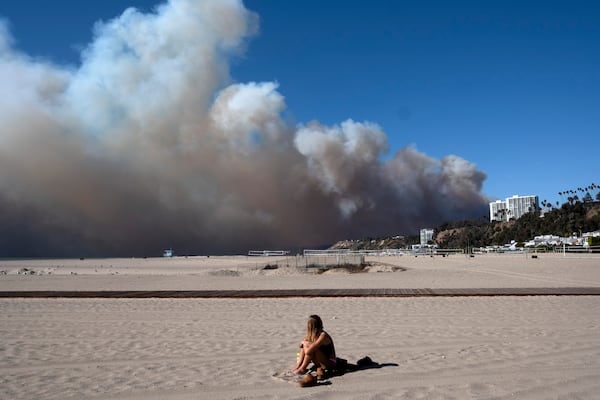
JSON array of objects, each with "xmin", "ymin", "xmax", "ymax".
[
  {"xmin": 211, "ymin": 82, "xmax": 286, "ymax": 147},
  {"xmin": 295, "ymin": 119, "xmax": 388, "ymax": 217},
  {"xmin": 0, "ymin": 0, "xmax": 488, "ymax": 256}
]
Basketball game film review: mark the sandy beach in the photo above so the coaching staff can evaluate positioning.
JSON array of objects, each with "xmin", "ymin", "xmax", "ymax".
[{"xmin": 1, "ymin": 253, "xmax": 599, "ymax": 399}]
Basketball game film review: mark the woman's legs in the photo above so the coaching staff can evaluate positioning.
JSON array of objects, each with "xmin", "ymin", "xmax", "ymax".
[
  {"xmin": 293, "ymin": 345, "xmax": 334, "ymax": 373},
  {"xmin": 311, "ymin": 348, "xmax": 335, "ymax": 370},
  {"xmin": 292, "ymin": 347, "xmax": 308, "ymax": 373},
  {"xmin": 292, "ymin": 341, "xmax": 310, "ymax": 373}
]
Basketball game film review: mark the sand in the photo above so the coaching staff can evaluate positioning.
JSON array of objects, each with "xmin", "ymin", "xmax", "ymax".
[{"xmin": 1, "ymin": 253, "xmax": 599, "ymax": 399}]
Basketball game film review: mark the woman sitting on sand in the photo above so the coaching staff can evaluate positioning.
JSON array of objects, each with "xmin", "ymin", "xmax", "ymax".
[{"xmin": 292, "ymin": 314, "xmax": 336, "ymax": 374}]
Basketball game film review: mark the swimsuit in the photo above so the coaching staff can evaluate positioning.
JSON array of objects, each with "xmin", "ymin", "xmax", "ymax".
[{"xmin": 320, "ymin": 334, "xmax": 336, "ymax": 365}]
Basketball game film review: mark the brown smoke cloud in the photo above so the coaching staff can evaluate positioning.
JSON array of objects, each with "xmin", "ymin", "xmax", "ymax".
[{"xmin": 0, "ymin": 0, "xmax": 488, "ymax": 257}]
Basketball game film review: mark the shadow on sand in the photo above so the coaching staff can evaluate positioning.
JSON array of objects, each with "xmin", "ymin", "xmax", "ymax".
[
  {"xmin": 336, "ymin": 356, "xmax": 399, "ymax": 376},
  {"xmin": 305, "ymin": 356, "xmax": 398, "ymax": 386},
  {"xmin": 278, "ymin": 356, "xmax": 398, "ymax": 387}
]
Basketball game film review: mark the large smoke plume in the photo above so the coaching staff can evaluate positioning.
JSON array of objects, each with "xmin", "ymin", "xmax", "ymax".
[{"xmin": 0, "ymin": 0, "xmax": 488, "ymax": 257}]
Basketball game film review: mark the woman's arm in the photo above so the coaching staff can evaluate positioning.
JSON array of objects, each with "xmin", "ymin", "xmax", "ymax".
[{"xmin": 305, "ymin": 332, "xmax": 330, "ymax": 352}]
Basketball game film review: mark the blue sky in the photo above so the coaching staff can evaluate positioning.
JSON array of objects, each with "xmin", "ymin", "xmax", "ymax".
[{"xmin": 2, "ymin": 0, "xmax": 598, "ymax": 207}]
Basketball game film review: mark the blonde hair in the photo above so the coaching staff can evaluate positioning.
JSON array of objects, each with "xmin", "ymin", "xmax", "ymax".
[{"xmin": 305, "ymin": 314, "xmax": 323, "ymax": 342}]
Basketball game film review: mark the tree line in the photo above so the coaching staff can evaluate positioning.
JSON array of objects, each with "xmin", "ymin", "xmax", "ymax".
[{"xmin": 552, "ymin": 183, "xmax": 600, "ymax": 208}]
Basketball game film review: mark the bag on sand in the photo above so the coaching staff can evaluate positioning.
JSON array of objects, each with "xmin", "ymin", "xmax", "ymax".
[{"xmin": 298, "ymin": 373, "xmax": 317, "ymax": 387}]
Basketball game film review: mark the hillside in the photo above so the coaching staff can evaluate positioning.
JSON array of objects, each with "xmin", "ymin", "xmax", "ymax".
[{"xmin": 330, "ymin": 202, "xmax": 600, "ymax": 250}]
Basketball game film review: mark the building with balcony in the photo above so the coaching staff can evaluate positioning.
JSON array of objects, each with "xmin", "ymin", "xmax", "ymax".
[
  {"xmin": 489, "ymin": 195, "xmax": 539, "ymax": 222},
  {"xmin": 489, "ymin": 200, "xmax": 507, "ymax": 222}
]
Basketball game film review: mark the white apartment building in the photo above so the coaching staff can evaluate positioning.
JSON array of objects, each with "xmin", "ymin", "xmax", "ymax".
[
  {"xmin": 489, "ymin": 200, "xmax": 507, "ymax": 222},
  {"xmin": 489, "ymin": 195, "xmax": 539, "ymax": 222},
  {"xmin": 420, "ymin": 228, "xmax": 434, "ymax": 246}
]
